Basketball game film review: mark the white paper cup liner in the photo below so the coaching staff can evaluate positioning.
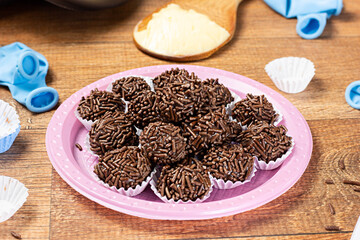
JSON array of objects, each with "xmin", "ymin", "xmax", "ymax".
[
  {"xmin": 255, "ymin": 138, "xmax": 295, "ymax": 170},
  {"xmin": 74, "ymin": 109, "xmax": 95, "ymax": 131},
  {"xmin": 150, "ymin": 173, "xmax": 214, "ymax": 204},
  {"xmin": 265, "ymin": 57, "xmax": 315, "ymax": 94},
  {"xmin": 93, "ymin": 168, "xmax": 156, "ymax": 197},
  {"xmin": 226, "ymin": 90, "xmax": 242, "ymax": 117},
  {"xmin": 0, "ymin": 100, "xmax": 21, "ymax": 153},
  {"xmin": 84, "ymin": 133, "xmax": 99, "ymax": 158},
  {"xmin": 212, "ymin": 162, "xmax": 257, "ymax": 189},
  {"xmin": 0, "ymin": 176, "xmax": 28, "ymax": 223}
]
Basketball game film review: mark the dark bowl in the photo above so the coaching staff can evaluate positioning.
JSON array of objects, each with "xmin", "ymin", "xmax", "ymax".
[{"xmin": 45, "ymin": 0, "xmax": 129, "ymax": 10}]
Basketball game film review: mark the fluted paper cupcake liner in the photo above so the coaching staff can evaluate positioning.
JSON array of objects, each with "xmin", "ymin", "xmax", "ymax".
[
  {"xmin": 74, "ymin": 109, "xmax": 96, "ymax": 131},
  {"xmin": 226, "ymin": 90, "xmax": 242, "ymax": 117},
  {"xmin": 0, "ymin": 100, "xmax": 20, "ymax": 153},
  {"xmin": 265, "ymin": 57, "xmax": 315, "ymax": 94},
  {"xmin": 150, "ymin": 173, "xmax": 214, "ymax": 204},
  {"xmin": 0, "ymin": 176, "xmax": 28, "ymax": 223},
  {"xmin": 93, "ymin": 168, "xmax": 156, "ymax": 197},
  {"xmin": 255, "ymin": 139, "xmax": 295, "ymax": 171},
  {"xmin": 211, "ymin": 163, "xmax": 257, "ymax": 189}
]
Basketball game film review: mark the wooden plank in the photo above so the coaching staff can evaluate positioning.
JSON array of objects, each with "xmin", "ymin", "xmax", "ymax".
[{"xmin": 0, "ymin": 0, "xmax": 359, "ymax": 239}]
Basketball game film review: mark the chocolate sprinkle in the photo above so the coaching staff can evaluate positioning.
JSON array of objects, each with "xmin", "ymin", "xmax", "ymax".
[
  {"xmin": 232, "ymin": 94, "xmax": 279, "ymax": 127},
  {"xmin": 111, "ymin": 76, "xmax": 150, "ymax": 101},
  {"xmin": 156, "ymin": 159, "xmax": 212, "ymax": 202},
  {"xmin": 338, "ymin": 159, "xmax": 345, "ymax": 170},
  {"xmin": 89, "ymin": 112, "xmax": 138, "ymax": 157},
  {"xmin": 75, "ymin": 143, "xmax": 83, "ymax": 151},
  {"xmin": 140, "ymin": 122, "xmax": 187, "ymax": 165},
  {"xmin": 325, "ymin": 225, "xmax": 340, "ymax": 231},
  {"xmin": 354, "ymin": 188, "xmax": 360, "ymax": 192},
  {"xmin": 241, "ymin": 122, "xmax": 292, "ymax": 163},
  {"xmin": 77, "ymin": 88, "xmax": 125, "ymax": 122},
  {"xmin": 11, "ymin": 231, "xmax": 21, "ymax": 239},
  {"xmin": 94, "ymin": 147, "xmax": 152, "ymax": 190},
  {"xmin": 343, "ymin": 180, "xmax": 360, "ymax": 186},
  {"xmin": 328, "ymin": 203, "xmax": 335, "ymax": 215},
  {"xmin": 325, "ymin": 179, "xmax": 334, "ymax": 184},
  {"xmin": 127, "ymin": 90, "xmax": 163, "ymax": 129},
  {"xmin": 203, "ymin": 144, "xmax": 254, "ymax": 183}
]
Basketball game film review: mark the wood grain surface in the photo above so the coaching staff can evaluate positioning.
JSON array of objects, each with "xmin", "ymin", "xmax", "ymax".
[{"xmin": 0, "ymin": 0, "xmax": 359, "ymax": 239}]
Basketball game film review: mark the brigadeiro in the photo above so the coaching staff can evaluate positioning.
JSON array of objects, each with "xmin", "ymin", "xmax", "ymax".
[
  {"xmin": 203, "ymin": 144, "xmax": 256, "ymax": 189},
  {"xmin": 88, "ymin": 111, "xmax": 138, "ymax": 157},
  {"xmin": 76, "ymin": 88, "xmax": 125, "ymax": 130},
  {"xmin": 140, "ymin": 121, "xmax": 187, "ymax": 165},
  {"xmin": 232, "ymin": 94, "xmax": 280, "ymax": 128},
  {"xmin": 151, "ymin": 158, "xmax": 213, "ymax": 203},
  {"xmin": 127, "ymin": 90, "xmax": 163, "ymax": 129},
  {"xmin": 93, "ymin": 146, "xmax": 154, "ymax": 196},
  {"xmin": 153, "ymin": 68, "xmax": 199, "ymax": 88},
  {"xmin": 182, "ymin": 107, "xmax": 241, "ymax": 154},
  {"xmin": 240, "ymin": 122, "xmax": 293, "ymax": 170},
  {"xmin": 200, "ymin": 78, "xmax": 234, "ymax": 113},
  {"xmin": 111, "ymin": 76, "xmax": 150, "ymax": 101}
]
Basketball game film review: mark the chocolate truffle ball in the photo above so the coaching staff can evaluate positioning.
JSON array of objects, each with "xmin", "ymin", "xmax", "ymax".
[
  {"xmin": 111, "ymin": 76, "xmax": 150, "ymax": 101},
  {"xmin": 182, "ymin": 108, "xmax": 241, "ymax": 154},
  {"xmin": 153, "ymin": 68, "xmax": 199, "ymax": 88},
  {"xmin": 156, "ymin": 160, "xmax": 212, "ymax": 202},
  {"xmin": 199, "ymin": 78, "xmax": 234, "ymax": 114},
  {"xmin": 203, "ymin": 144, "xmax": 255, "ymax": 183},
  {"xmin": 94, "ymin": 146, "xmax": 152, "ymax": 190},
  {"xmin": 232, "ymin": 94, "xmax": 279, "ymax": 127},
  {"xmin": 240, "ymin": 122, "xmax": 293, "ymax": 163},
  {"xmin": 127, "ymin": 90, "xmax": 163, "ymax": 129},
  {"xmin": 89, "ymin": 111, "xmax": 138, "ymax": 157},
  {"xmin": 140, "ymin": 122, "xmax": 187, "ymax": 165},
  {"xmin": 77, "ymin": 88, "xmax": 125, "ymax": 122},
  {"xmin": 156, "ymin": 79, "xmax": 205, "ymax": 123}
]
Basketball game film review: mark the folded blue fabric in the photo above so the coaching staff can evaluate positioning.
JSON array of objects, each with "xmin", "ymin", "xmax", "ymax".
[
  {"xmin": 264, "ymin": 0, "xmax": 343, "ymax": 39},
  {"xmin": 0, "ymin": 42, "xmax": 59, "ymax": 113}
]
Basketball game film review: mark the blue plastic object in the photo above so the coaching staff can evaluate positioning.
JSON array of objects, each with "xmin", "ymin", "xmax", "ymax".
[
  {"xmin": 264, "ymin": 0, "xmax": 343, "ymax": 39},
  {"xmin": 345, "ymin": 81, "xmax": 360, "ymax": 110},
  {"xmin": 0, "ymin": 42, "xmax": 59, "ymax": 113},
  {"xmin": 0, "ymin": 124, "xmax": 20, "ymax": 154}
]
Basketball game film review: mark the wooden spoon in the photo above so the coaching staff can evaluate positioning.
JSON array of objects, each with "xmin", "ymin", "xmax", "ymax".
[{"xmin": 133, "ymin": 0, "xmax": 243, "ymax": 62}]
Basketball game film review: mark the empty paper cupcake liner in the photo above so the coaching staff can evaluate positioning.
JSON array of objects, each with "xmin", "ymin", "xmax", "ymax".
[
  {"xmin": 93, "ymin": 168, "xmax": 156, "ymax": 197},
  {"xmin": 0, "ymin": 100, "xmax": 20, "ymax": 154},
  {"xmin": 150, "ymin": 173, "xmax": 214, "ymax": 204},
  {"xmin": 211, "ymin": 163, "xmax": 257, "ymax": 189},
  {"xmin": 255, "ymin": 139, "xmax": 295, "ymax": 171},
  {"xmin": 265, "ymin": 57, "xmax": 315, "ymax": 94},
  {"xmin": 0, "ymin": 176, "xmax": 28, "ymax": 223}
]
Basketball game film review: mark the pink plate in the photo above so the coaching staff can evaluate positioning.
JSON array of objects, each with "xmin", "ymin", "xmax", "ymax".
[{"xmin": 46, "ymin": 65, "xmax": 312, "ymax": 220}]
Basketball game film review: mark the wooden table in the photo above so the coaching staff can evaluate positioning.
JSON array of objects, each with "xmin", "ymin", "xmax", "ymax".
[{"xmin": 0, "ymin": 0, "xmax": 359, "ymax": 239}]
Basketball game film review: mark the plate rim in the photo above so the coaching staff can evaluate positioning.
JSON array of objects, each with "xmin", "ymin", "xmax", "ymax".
[{"xmin": 46, "ymin": 64, "xmax": 313, "ymax": 220}]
